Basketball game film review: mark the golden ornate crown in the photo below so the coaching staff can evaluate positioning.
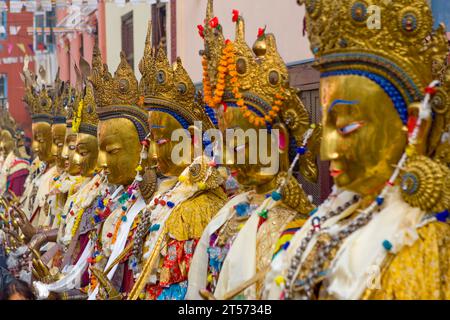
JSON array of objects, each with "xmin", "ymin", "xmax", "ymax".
[
  {"xmin": 90, "ymin": 44, "xmax": 149, "ymax": 140},
  {"xmin": 299, "ymin": 0, "xmax": 448, "ymax": 122},
  {"xmin": 201, "ymin": 0, "xmax": 313, "ymax": 145},
  {"xmin": 139, "ymin": 22, "xmax": 214, "ymax": 130},
  {"xmin": 298, "ymin": 0, "xmax": 449, "ymax": 161},
  {"xmin": 29, "ymin": 86, "xmax": 53, "ymax": 124},
  {"xmin": 72, "ymin": 82, "xmax": 99, "ymax": 136},
  {"xmin": 1, "ymin": 110, "xmax": 16, "ymax": 136}
]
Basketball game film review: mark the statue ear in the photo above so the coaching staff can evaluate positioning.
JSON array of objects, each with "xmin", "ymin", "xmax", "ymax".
[{"xmin": 272, "ymin": 123, "xmax": 290, "ymax": 172}]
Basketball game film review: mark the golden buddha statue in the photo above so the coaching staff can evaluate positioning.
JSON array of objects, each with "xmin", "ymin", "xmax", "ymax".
[
  {"xmin": 20, "ymin": 84, "xmax": 60, "ymax": 228},
  {"xmin": 0, "ymin": 111, "xmax": 30, "ymax": 198},
  {"xmin": 33, "ymin": 80, "xmax": 108, "ymax": 301},
  {"xmin": 50, "ymin": 72, "xmax": 68, "ymax": 174},
  {"xmin": 263, "ymin": 0, "xmax": 450, "ymax": 300},
  {"xmin": 187, "ymin": 0, "xmax": 319, "ymax": 300},
  {"xmin": 100, "ymin": 22, "xmax": 228, "ymax": 301},
  {"xmin": 85, "ymin": 46, "xmax": 151, "ymax": 300},
  {"xmin": 57, "ymin": 80, "xmax": 102, "ymax": 252}
]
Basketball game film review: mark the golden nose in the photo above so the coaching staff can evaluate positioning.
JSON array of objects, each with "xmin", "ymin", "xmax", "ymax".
[{"xmin": 97, "ymin": 151, "xmax": 108, "ymax": 170}]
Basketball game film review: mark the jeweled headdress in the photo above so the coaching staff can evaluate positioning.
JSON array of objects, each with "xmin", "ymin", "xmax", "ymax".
[
  {"xmin": 139, "ymin": 22, "xmax": 214, "ymax": 131},
  {"xmin": 72, "ymin": 83, "xmax": 99, "ymax": 137},
  {"xmin": 29, "ymin": 85, "xmax": 53, "ymax": 124},
  {"xmin": 201, "ymin": 0, "xmax": 320, "ymax": 181},
  {"xmin": 90, "ymin": 44, "xmax": 149, "ymax": 141},
  {"xmin": 299, "ymin": 0, "xmax": 449, "ymax": 157}
]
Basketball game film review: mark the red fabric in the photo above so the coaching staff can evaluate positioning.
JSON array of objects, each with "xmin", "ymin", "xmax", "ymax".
[
  {"xmin": 75, "ymin": 233, "xmax": 91, "ymax": 287},
  {"xmin": 8, "ymin": 168, "xmax": 29, "ymax": 197},
  {"xmin": 145, "ymin": 284, "xmax": 163, "ymax": 300},
  {"xmin": 159, "ymin": 239, "xmax": 198, "ymax": 287},
  {"xmin": 121, "ymin": 261, "xmax": 135, "ymax": 296}
]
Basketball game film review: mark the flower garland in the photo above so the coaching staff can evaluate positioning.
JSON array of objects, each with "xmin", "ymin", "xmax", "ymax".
[
  {"xmin": 72, "ymin": 98, "xmax": 84, "ymax": 133},
  {"xmin": 201, "ymin": 12, "xmax": 286, "ymax": 127},
  {"xmin": 108, "ymin": 185, "xmax": 139, "ymax": 245}
]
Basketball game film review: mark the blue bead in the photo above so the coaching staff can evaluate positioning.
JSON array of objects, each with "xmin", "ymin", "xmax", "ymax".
[
  {"xmin": 121, "ymin": 216, "xmax": 127, "ymax": 222},
  {"xmin": 382, "ymin": 240, "xmax": 393, "ymax": 251},
  {"xmin": 167, "ymin": 201, "xmax": 175, "ymax": 208},
  {"xmin": 235, "ymin": 202, "xmax": 250, "ymax": 217},
  {"xmin": 436, "ymin": 210, "xmax": 449, "ymax": 222},
  {"xmin": 271, "ymin": 191, "xmax": 282, "ymax": 201},
  {"xmin": 376, "ymin": 196, "xmax": 384, "ymax": 206},
  {"xmin": 122, "ymin": 206, "xmax": 127, "ymax": 211},
  {"xmin": 150, "ymin": 224, "xmax": 160, "ymax": 232},
  {"xmin": 282, "ymin": 241, "xmax": 291, "ymax": 250},
  {"xmin": 296, "ymin": 146, "xmax": 307, "ymax": 155}
]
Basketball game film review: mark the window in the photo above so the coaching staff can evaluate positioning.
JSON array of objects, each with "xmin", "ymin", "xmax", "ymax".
[
  {"xmin": 121, "ymin": 11, "xmax": 134, "ymax": 69},
  {"xmin": 0, "ymin": 11, "xmax": 7, "ymax": 40},
  {"xmin": 0, "ymin": 74, "xmax": 7, "ymax": 108},
  {"xmin": 34, "ymin": 7, "xmax": 56, "ymax": 52},
  {"xmin": 151, "ymin": 2, "xmax": 167, "ymax": 53}
]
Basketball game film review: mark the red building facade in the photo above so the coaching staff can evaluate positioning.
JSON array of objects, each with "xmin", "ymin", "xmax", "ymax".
[{"xmin": 0, "ymin": 2, "xmax": 35, "ymax": 137}]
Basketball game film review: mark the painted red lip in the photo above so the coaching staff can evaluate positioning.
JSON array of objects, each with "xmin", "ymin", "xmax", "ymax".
[{"xmin": 330, "ymin": 169, "xmax": 344, "ymax": 178}]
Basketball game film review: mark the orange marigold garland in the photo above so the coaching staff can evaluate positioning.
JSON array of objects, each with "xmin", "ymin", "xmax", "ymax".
[{"xmin": 202, "ymin": 14, "xmax": 287, "ymax": 127}]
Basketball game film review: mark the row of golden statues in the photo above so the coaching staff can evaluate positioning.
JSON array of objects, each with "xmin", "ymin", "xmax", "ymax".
[{"xmin": 0, "ymin": 0, "xmax": 449, "ymax": 300}]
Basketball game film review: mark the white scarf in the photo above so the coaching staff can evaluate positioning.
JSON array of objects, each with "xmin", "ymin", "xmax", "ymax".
[
  {"xmin": 186, "ymin": 192, "xmax": 251, "ymax": 300},
  {"xmin": 263, "ymin": 187, "xmax": 426, "ymax": 300},
  {"xmin": 33, "ymin": 239, "xmax": 94, "ymax": 299},
  {"xmin": 0, "ymin": 151, "xmax": 15, "ymax": 194},
  {"xmin": 34, "ymin": 165, "xmax": 58, "ymax": 227},
  {"xmin": 213, "ymin": 197, "xmax": 280, "ymax": 300},
  {"xmin": 58, "ymin": 175, "xmax": 105, "ymax": 246},
  {"xmin": 88, "ymin": 190, "xmax": 146, "ymax": 300}
]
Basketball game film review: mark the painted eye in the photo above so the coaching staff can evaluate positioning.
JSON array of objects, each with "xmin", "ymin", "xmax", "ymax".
[
  {"xmin": 69, "ymin": 145, "xmax": 76, "ymax": 151},
  {"xmin": 108, "ymin": 148, "xmax": 120, "ymax": 155},
  {"xmin": 338, "ymin": 121, "xmax": 364, "ymax": 135},
  {"xmin": 157, "ymin": 138, "xmax": 169, "ymax": 146}
]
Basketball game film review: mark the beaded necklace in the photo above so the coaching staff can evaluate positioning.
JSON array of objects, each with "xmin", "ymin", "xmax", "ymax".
[
  {"xmin": 281, "ymin": 82, "xmax": 440, "ymax": 300},
  {"xmin": 68, "ymin": 174, "xmax": 106, "ymax": 238},
  {"xmin": 88, "ymin": 134, "xmax": 151, "ymax": 284}
]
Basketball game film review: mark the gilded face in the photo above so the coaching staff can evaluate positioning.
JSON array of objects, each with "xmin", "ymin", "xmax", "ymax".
[
  {"xmin": 148, "ymin": 111, "xmax": 189, "ymax": 177},
  {"xmin": 51, "ymin": 123, "xmax": 66, "ymax": 170},
  {"xmin": 0, "ymin": 130, "xmax": 15, "ymax": 156},
  {"xmin": 61, "ymin": 127, "xmax": 80, "ymax": 175},
  {"xmin": 73, "ymin": 133, "xmax": 99, "ymax": 177},
  {"xmin": 97, "ymin": 118, "xmax": 141, "ymax": 186},
  {"xmin": 218, "ymin": 107, "xmax": 283, "ymax": 189},
  {"xmin": 31, "ymin": 122, "xmax": 53, "ymax": 163},
  {"xmin": 320, "ymin": 75, "xmax": 407, "ymax": 195}
]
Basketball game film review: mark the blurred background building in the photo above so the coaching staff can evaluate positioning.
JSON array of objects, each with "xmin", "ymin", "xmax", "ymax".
[{"xmin": 0, "ymin": 0, "xmax": 35, "ymax": 137}]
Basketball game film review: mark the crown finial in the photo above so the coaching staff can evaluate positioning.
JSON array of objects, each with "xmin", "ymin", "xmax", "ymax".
[
  {"xmin": 73, "ymin": 82, "xmax": 98, "ymax": 136},
  {"xmin": 139, "ymin": 20, "xmax": 153, "ymax": 77},
  {"xmin": 206, "ymin": 0, "xmax": 214, "ymax": 22},
  {"xmin": 299, "ymin": 0, "xmax": 448, "ymax": 108},
  {"xmin": 139, "ymin": 30, "xmax": 214, "ymax": 130}
]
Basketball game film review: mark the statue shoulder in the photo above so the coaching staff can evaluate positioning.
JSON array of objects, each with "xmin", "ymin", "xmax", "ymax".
[
  {"xmin": 364, "ymin": 221, "xmax": 450, "ymax": 300},
  {"xmin": 166, "ymin": 187, "xmax": 228, "ymax": 241}
]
